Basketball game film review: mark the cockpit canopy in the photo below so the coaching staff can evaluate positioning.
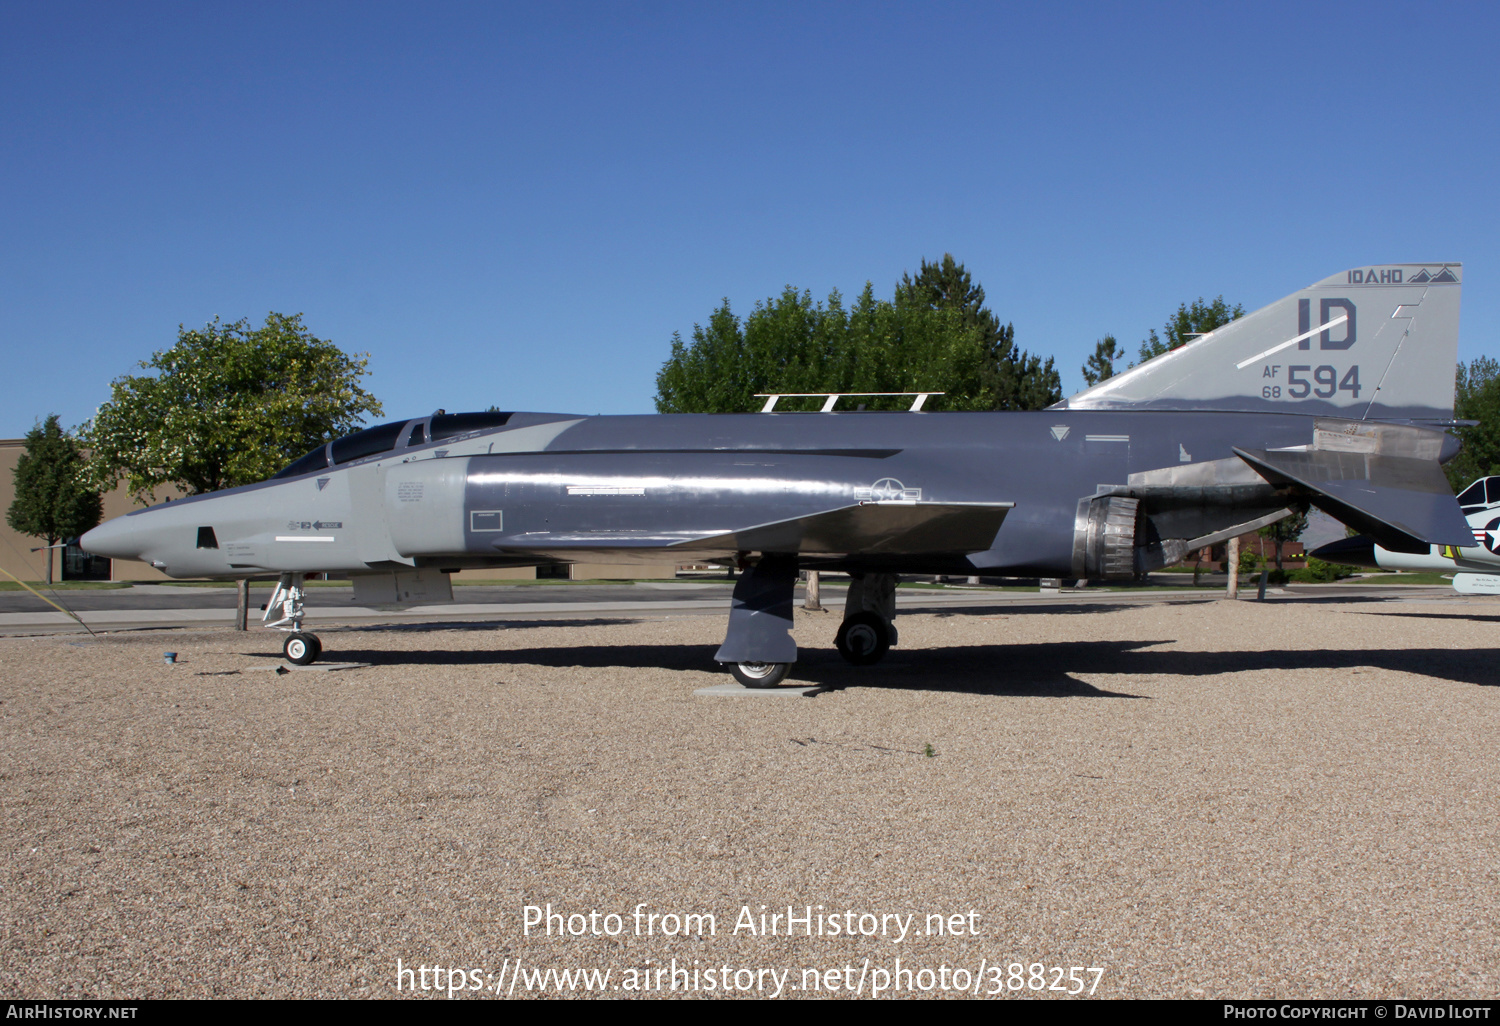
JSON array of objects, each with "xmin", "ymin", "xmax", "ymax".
[
  {"xmin": 270, "ymin": 411, "xmax": 514, "ymax": 480},
  {"xmin": 1457, "ymin": 477, "xmax": 1500, "ymax": 515}
]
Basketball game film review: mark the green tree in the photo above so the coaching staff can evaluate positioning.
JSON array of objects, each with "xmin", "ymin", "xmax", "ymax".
[
  {"xmin": 7, "ymin": 416, "xmax": 103, "ymax": 584},
  {"xmin": 85, "ymin": 313, "xmax": 384, "ymax": 501},
  {"xmin": 1258, "ymin": 507, "xmax": 1309, "ymax": 570},
  {"xmin": 1081, "ymin": 335, "xmax": 1121, "ymax": 387},
  {"xmin": 1445, "ymin": 356, "xmax": 1500, "ymax": 491},
  {"xmin": 655, "ymin": 256, "xmax": 1061, "ymax": 413},
  {"xmin": 1138, "ymin": 295, "xmax": 1245, "ymax": 364},
  {"xmin": 901, "ymin": 254, "xmax": 1061, "ymax": 410}
]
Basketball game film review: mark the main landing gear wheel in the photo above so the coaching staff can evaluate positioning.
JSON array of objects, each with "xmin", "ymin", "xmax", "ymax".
[
  {"xmin": 284, "ymin": 632, "xmax": 322, "ymax": 666},
  {"xmin": 836, "ymin": 612, "xmax": 891, "ymax": 666},
  {"xmin": 730, "ymin": 661, "xmax": 791, "ymax": 688}
]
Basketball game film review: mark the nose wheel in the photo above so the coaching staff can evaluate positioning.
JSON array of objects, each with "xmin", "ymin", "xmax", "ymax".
[
  {"xmin": 283, "ymin": 632, "xmax": 322, "ymax": 666},
  {"xmin": 264, "ymin": 573, "xmax": 323, "ymax": 665}
]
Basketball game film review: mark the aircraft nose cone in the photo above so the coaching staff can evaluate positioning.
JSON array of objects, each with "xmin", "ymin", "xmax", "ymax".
[{"xmin": 80, "ymin": 517, "xmax": 144, "ymax": 561}]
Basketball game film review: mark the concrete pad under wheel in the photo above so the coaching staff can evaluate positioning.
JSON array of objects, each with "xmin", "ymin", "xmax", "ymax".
[
  {"xmin": 243, "ymin": 661, "xmax": 370, "ymax": 673},
  {"xmin": 694, "ymin": 682, "xmax": 825, "ymax": 697}
]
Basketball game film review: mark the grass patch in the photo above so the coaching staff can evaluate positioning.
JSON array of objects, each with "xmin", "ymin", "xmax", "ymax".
[{"xmin": 1355, "ymin": 573, "xmax": 1455, "ymax": 586}]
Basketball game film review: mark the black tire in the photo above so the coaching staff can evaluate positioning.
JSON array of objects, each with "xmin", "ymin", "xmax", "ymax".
[
  {"xmin": 284, "ymin": 633, "xmax": 320, "ymax": 666},
  {"xmin": 730, "ymin": 661, "xmax": 791, "ymax": 688},
  {"xmin": 835, "ymin": 611, "xmax": 890, "ymax": 666}
]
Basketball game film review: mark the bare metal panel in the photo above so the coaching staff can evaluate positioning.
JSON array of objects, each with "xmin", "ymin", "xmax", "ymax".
[
  {"xmin": 351, "ymin": 568, "xmax": 455, "ymax": 606},
  {"xmin": 385, "ymin": 458, "xmax": 469, "ymax": 557}
]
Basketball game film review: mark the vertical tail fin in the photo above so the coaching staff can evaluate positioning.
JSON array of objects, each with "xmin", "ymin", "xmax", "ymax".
[{"xmin": 1060, "ymin": 264, "xmax": 1461, "ymax": 421}]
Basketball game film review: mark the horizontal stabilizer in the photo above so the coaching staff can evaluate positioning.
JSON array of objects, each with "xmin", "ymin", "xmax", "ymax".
[
  {"xmin": 687, "ymin": 501, "xmax": 1014, "ymax": 556},
  {"xmin": 1234, "ymin": 447, "xmax": 1470, "ymax": 553}
]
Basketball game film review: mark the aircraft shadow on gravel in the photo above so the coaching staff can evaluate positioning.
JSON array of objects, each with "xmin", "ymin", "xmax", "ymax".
[
  {"xmin": 1346, "ymin": 608, "xmax": 1500, "ymax": 626},
  {"xmin": 289, "ymin": 637, "xmax": 1497, "ymax": 694}
]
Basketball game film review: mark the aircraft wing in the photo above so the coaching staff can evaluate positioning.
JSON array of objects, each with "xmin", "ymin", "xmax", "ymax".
[
  {"xmin": 681, "ymin": 500, "xmax": 1014, "ymax": 556},
  {"xmin": 476, "ymin": 501, "xmax": 1014, "ymax": 558}
]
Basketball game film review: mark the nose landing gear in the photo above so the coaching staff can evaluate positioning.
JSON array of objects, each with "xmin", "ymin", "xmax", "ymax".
[
  {"xmin": 264, "ymin": 573, "xmax": 322, "ymax": 665},
  {"xmin": 283, "ymin": 632, "xmax": 322, "ymax": 666}
]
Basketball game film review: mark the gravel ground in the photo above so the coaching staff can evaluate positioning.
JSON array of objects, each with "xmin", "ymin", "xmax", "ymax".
[{"xmin": 0, "ymin": 596, "xmax": 1496, "ymax": 1000}]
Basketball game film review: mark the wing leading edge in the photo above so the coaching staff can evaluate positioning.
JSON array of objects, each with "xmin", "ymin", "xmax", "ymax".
[{"xmin": 685, "ymin": 500, "xmax": 1014, "ymax": 555}]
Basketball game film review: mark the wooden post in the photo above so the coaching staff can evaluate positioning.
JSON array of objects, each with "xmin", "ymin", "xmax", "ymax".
[
  {"xmin": 803, "ymin": 570, "xmax": 822, "ymax": 611},
  {"xmin": 235, "ymin": 579, "xmax": 249, "ymax": 631},
  {"xmin": 1226, "ymin": 536, "xmax": 1240, "ymax": 599}
]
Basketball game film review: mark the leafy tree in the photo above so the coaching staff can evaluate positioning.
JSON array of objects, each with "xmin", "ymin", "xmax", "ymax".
[
  {"xmin": 902, "ymin": 254, "xmax": 1061, "ymax": 409},
  {"xmin": 1445, "ymin": 356, "xmax": 1500, "ymax": 491},
  {"xmin": 86, "ymin": 313, "xmax": 383, "ymax": 501},
  {"xmin": 1138, "ymin": 295, "xmax": 1245, "ymax": 364},
  {"xmin": 1258, "ymin": 507, "xmax": 1309, "ymax": 570},
  {"xmin": 655, "ymin": 255, "xmax": 1061, "ymax": 413},
  {"xmin": 7, "ymin": 416, "xmax": 102, "ymax": 584},
  {"xmin": 1081, "ymin": 335, "xmax": 1121, "ymax": 387}
]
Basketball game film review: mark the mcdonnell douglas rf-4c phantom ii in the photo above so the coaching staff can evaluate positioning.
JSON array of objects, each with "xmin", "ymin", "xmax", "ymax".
[{"xmin": 83, "ymin": 263, "xmax": 1471, "ymax": 686}]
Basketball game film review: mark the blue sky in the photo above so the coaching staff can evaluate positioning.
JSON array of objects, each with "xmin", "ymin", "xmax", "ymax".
[{"xmin": 3, "ymin": 1, "xmax": 1497, "ymax": 437}]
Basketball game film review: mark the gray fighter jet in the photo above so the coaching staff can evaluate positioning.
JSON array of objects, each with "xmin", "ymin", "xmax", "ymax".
[{"xmin": 82, "ymin": 264, "xmax": 1471, "ymax": 685}]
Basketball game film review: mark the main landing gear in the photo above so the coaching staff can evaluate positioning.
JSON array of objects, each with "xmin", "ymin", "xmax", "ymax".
[
  {"xmin": 835, "ymin": 611, "xmax": 891, "ymax": 665},
  {"xmin": 713, "ymin": 561, "xmax": 902, "ymax": 685},
  {"xmin": 835, "ymin": 572, "xmax": 898, "ymax": 666},
  {"xmin": 263, "ymin": 572, "xmax": 323, "ymax": 666},
  {"xmin": 729, "ymin": 661, "xmax": 791, "ymax": 688},
  {"xmin": 715, "ymin": 555, "xmax": 799, "ymax": 687}
]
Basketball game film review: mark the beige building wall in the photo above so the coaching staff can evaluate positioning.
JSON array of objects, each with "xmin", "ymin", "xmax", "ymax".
[
  {"xmin": 0, "ymin": 441, "xmax": 58, "ymax": 583},
  {"xmin": 566, "ymin": 562, "xmax": 678, "ymax": 580},
  {"xmin": 450, "ymin": 567, "xmax": 535, "ymax": 582},
  {"xmin": 0, "ymin": 438, "xmax": 174, "ymax": 585},
  {"xmin": 0, "ymin": 437, "xmax": 174, "ymax": 583}
]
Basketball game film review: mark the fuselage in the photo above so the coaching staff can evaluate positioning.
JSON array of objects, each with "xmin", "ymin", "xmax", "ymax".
[{"xmin": 79, "ymin": 408, "xmax": 1365, "ymax": 581}]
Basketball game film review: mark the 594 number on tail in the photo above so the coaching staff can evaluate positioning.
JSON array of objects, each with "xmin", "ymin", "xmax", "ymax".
[{"xmin": 1261, "ymin": 364, "xmax": 1360, "ymax": 400}]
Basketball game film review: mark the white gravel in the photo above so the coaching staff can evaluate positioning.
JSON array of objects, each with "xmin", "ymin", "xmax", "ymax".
[{"xmin": 0, "ymin": 595, "xmax": 1495, "ymax": 999}]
